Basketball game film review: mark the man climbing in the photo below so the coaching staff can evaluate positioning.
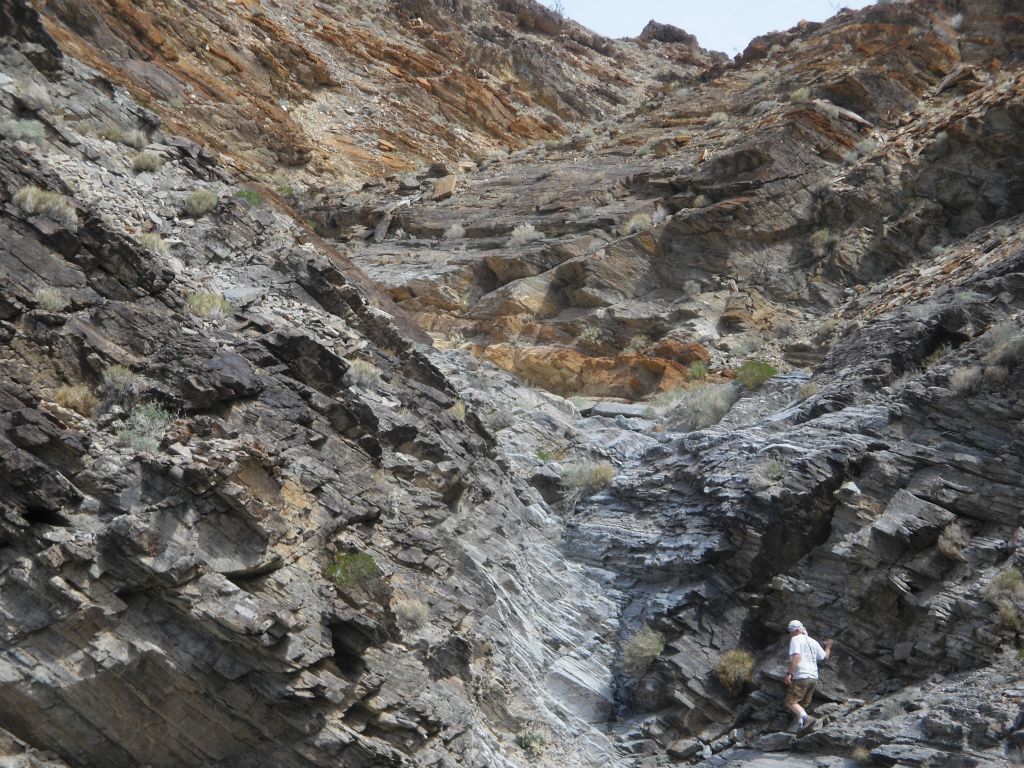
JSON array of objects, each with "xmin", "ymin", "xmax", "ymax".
[{"xmin": 783, "ymin": 619, "xmax": 833, "ymax": 733}]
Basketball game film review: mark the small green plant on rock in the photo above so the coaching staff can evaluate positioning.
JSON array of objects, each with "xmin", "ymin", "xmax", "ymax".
[
  {"xmin": 34, "ymin": 287, "xmax": 65, "ymax": 312},
  {"xmin": 326, "ymin": 551, "xmax": 377, "ymax": 589},
  {"xmin": 561, "ymin": 461, "xmax": 615, "ymax": 494},
  {"xmin": 714, "ymin": 649, "xmax": 756, "ymax": 695},
  {"xmin": 689, "ymin": 360, "xmax": 708, "ymax": 380},
  {"xmin": 576, "ymin": 326, "xmax": 601, "ymax": 348},
  {"xmin": 622, "ymin": 626, "xmax": 665, "ymax": 673},
  {"xmin": 984, "ymin": 568, "xmax": 1024, "ymax": 630},
  {"xmin": 139, "ymin": 232, "xmax": 170, "ymax": 257},
  {"xmin": 102, "ymin": 364, "xmax": 136, "ymax": 399},
  {"xmin": 233, "ymin": 188, "xmax": 263, "ymax": 206},
  {"xmin": 186, "ymin": 291, "xmax": 231, "ymax": 319},
  {"xmin": 132, "ymin": 151, "xmax": 163, "ymax": 173},
  {"xmin": 515, "ymin": 728, "xmax": 547, "ymax": 759},
  {"xmin": 624, "ymin": 335, "xmax": 653, "ymax": 355},
  {"xmin": 14, "ymin": 185, "xmax": 78, "ymax": 230},
  {"xmin": 735, "ymin": 359, "xmax": 777, "ymax": 389},
  {"xmin": 183, "ymin": 190, "xmax": 219, "ymax": 217},
  {"xmin": 789, "ymin": 86, "xmax": 811, "ymax": 103},
  {"xmin": 55, "ymin": 383, "xmax": 99, "ymax": 417},
  {"xmin": 117, "ymin": 403, "xmax": 174, "ymax": 453},
  {"xmin": 809, "ymin": 227, "xmax": 832, "ymax": 257},
  {"xmin": 348, "ymin": 359, "xmax": 381, "ymax": 389},
  {"xmin": 761, "ymin": 457, "xmax": 786, "ymax": 482}
]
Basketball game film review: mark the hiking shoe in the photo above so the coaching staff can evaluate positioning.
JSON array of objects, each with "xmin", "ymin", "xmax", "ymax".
[
  {"xmin": 798, "ymin": 716, "xmax": 816, "ymax": 733},
  {"xmin": 789, "ymin": 716, "xmax": 805, "ymax": 733}
]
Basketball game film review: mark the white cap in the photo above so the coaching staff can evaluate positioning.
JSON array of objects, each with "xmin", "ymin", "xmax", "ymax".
[{"xmin": 787, "ymin": 620, "xmax": 804, "ymax": 632}]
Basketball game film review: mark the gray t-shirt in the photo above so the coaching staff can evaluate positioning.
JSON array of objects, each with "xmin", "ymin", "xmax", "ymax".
[{"xmin": 789, "ymin": 634, "xmax": 826, "ymax": 679}]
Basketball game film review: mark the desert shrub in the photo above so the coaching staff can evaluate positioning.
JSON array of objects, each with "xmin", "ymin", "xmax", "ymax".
[
  {"xmin": 665, "ymin": 383, "xmax": 740, "ymax": 431},
  {"xmin": 851, "ymin": 746, "xmax": 873, "ymax": 765},
  {"xmin": 34, "ymin": 287, "xmax": 65, "ymax": 312},
  {"xmin": 233, "ymin": 188, "xmax": 263, "ymax": 206},
  {"xmin": 102, "ymin": 364, "xmax": 136, "ymax": 398},
  {"xmin": 983, "ymin": 568, "xmax": 1024, "ymax": 630},
  {"xmin": 55, "ymin": 383, "xmax": 99, "ymax": 416},
  {"xmin": 443, "ymin": 223, "xmax": 465, "ymax": 240},
  {"xmin": 561, "ymin": 461, "xmax": 615, "ymax": 493},
  {"xmin": 132, "ymin": 151, "xmax": 163, "ymax": 173},
  {"xmin": 789, "ymin": 86, "xmax": 811, "ymax": 103},
  {"xmin": 751, "ymin": 99, "xmax": 778, "ymax": 115},
  {"xmin": 18, "ymin": 81, "xmax": 52, "ymax": 111},
  {"xmin": 707, "ymin": 111, "xmax": 728, "ymax": 126},
  {"xmin": 937, "ymin": 522, "xmax": 968, "ymax": 560},
  {"xmin": 515, "ymin": 728, "xmax": 547, "ymax": 758},
  {"xmin": 117, "ymin": 403, "xmax": 173, "ymax": 452},
  {"xmin": 186, "ymin": 291, "xmax": 231, "ymax": 319},
  {"xmin": 392, "ymin": 597, "xmax": 429, "ymax": 630},
  {"xmin": 348, "ymin": 359, "xmax": 381, "ymax": 388},
  {"xmin": 809, "ymin": 227, "xmax": 832, "ymax": 256},
  {"xmin": 622, "ymin": 626, "xmax": 665, "ymax": 672},
  {"xmin": 949, "ymin": 366, "xmax": 982, "ymax": 395},
  {"xmin": 714, "ymin": 649, "xmax": 756, "ymax": 695},
  {"xmin": 925, "ymin": 342, "xmax": 952, "ymax": 366},
  {"xmin": 623, "ymin": 213, "xmax": 651, "ymax": 234},
  {"xmin": 692, "ymin": 194, "xmax": 710, "ymax": 208},
  {"xmin": 735, "ymin": 359, "xmax": 777, "ymax": 389},
  {"xmin": 624, "ymin": 335, "xmax": 653, "ymax": 354},
  {"xmin": 576, "ymin": 326, "xmax": 601, "ymax": 347},
  {"xmin": 760, "ymin": 457, "xmax": 786, "ymax": 482},
  {"xmin": 326, "ymin": 551, "xmax": 377, "ymax": 588},
  {"xmin": 689, "ymin": 361, "xmax": 708, "ymax": 380},
  {"xmin": 183, "ymin": 190, "xmax": 219, "ymax": 217},
  {"xmin": 14, "ymin": 186, "xmax": 78, "ymax": 230},
  {"xmin": 509, "ymin": 222, "xmax": 545, "ymax": 246},
  {"xmin": 120, "ymin": 129, "xmax": 148, "ymax": 149},
  {"xmin": 797, "ymin": 380, "xmax": 819, "ymax": 400},
  {"xmin": 985, "ymin": 365, "xmax": 1009, "ymax": 384},
  {"xmin": 139, "ymin": 232, "xmax": 170, "ymax": 256},
  {"xmin": 448, "ymin": 400, "xmax": 467, "ymax": 421},
  {"xmin": 983, "ymin": 323, "xmax": 1024, "ymax": 368},
  {"xmin": 0, "ymin": 118, "xmax": 45, "ymax": 141}
]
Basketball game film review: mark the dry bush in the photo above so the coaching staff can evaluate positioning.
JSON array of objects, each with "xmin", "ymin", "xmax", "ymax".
[
  {"xmin": 937, "ymin": 522, "xmax": 968, "ymax": 560},
  {"xmin": 14, "ymin": 186, "xmax": 78, "ymax": 230},
  {"xmin": 797, "ymin": 380, "xmax": 819, "ymax": 401},
  {"xmin": 623, "ymin": 213, "xmax": 652, "ymax": 234},
  {"xmin": 183, "ymin": 190, "xmax": 219, "ymax": 218},
  {"xmin": 789, "ymin": 86, "xmax": 811, "ymax": 102},
  {"xmin": 622, "ymin": 626, "xmax": 665, "ymax": 672},
  {"xmin": 561, "ymin": 461, "xmax": 615, "ymax": 494},
  {"xmin": 18, "ymin": 81, "xmax": 52, "ymax": 111},
  {"xmin": 707, "ymin": 111, "xmax": 728, "ymax": 126},
  {"xmin": 186, "ymin": 291, "xmax": 231, "ymax": 319},
  {"xmin": 983, "ymin": 323, "xmax": 1024, "ymax": 369},
  {"xmin": 714, "ymin": 649, "xmax": 756, "ymax": 695},
  {"xmin": 509, "ymin": 222, "xmax": 545, "ymax": 246},
  {"xmin": 33, "ymin": 287, "xmax": 65, "ymax": 312},
  {"xmin": 624, "ymin": 335, "xmax": 653, "ymax": 354},
  {"xmin": 949, "ymin": 366, "xmax": 982, "ymax": 395},
  {"xmin": 0, "ymin": 119, "xmax": 45, "ymax": 141},
  {"xmin": 117, "ymin": 403, "xmax": 173, "ymax": 452},
  {"xmin": 55, "ymin": 384, "xmax": 99, "ymax": 416},
  {"xmin": 348, "ymin": 359, "xmax": 381, "ymax": 388},
  {"xmin": 132, "ymin": 151, "xmax": 163, "ymax": 173},
  {"xmin": 447, "ymin": 400, "xmax": 467, "ymax": 421},
  {"xmin": 102, "ymin": 364, "xmax": 136, "ymax": 398},
  {"xmin": 392, "ymin": 597, "xmax": 429, "ymax": 630},
  {"xmin": 443, "ymin": 223, "xmax": 465, "ymax": 240},
  {"xmin": 139, "ymin": 232, "xmax": 170, "ymax": 256},
  {"xmin": 665, "ymin": 383, "xmax": 740, "ymax": 431},
  {"xmin": 983, "ymin": 568, "xmax": 1024, "ymax": 630}
]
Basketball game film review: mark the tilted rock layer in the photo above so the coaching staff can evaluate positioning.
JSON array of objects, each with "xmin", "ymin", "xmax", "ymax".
[{"xmin": 3, "ymin": 0, "xmax": 1024, "ymax": 767}]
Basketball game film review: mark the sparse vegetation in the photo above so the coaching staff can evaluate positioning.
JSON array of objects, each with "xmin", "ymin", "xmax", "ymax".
[
  {"xmin": 392, "ymin": 597, "xmax": 429, "ymax": 630},
  {"xmin": 326, "ymin": 551, "xmax": 378, "ymax": 589},
  {"xmin": 576, "ymin": 326, "xmax": 601, "ymax": 347},
  {"xmin": 852, "ymin": 746, "xmax": 873, "ymax": 765},
  {"xmin": 509, "ymin": 222, "xmax": 545, "ymax": 246},
  {"xmin": 983, "ymin": 568, "xmax": 1024, "ymax": 631},
  {"xmin": 444, "ymin": 223, "xmax": 466, "ymax": 240},
  {"xmin": 448, "ymin": 400, "xmax": 467, "ymax": 421},
  {"xmin": 117, "ymin": 403, "xmax": 174, "ymax": 453},
  {"xmin": 120, "ymin": 129, "xmax": 148, "ymax": 149},
  {"xmin": 34, "ymin": 287, "xmax": 65, "ymax": 312},
  {"xmin": 186, "ymin": 291, "xmax": 231, "ymax": 319},
  {"xmin": 348, "ymin": 359, "xmax": 381, "ymax": 389},
  {"xmin": 139, "ymin": 232, "xmax": 170, "ymax": 256},
  {"xmin": 0, "ymin": 118, "xmax": 45, "ymax": 141},
  {"xmin": 937, "ymin": 522, "xmax": 969, "ymax": 560},
  {"xmin": 132, "ymin": 152, "xmax": 163, "ymax": 173},
  {"xmin": 665, "ymin": 383, "xmax": 740, "ymax": 431},
  {"xmin": 536, "ymin": 448, "xmax": 554, "ymax": 463},
  {"xmin": 692, "ymin": 194, "xmax": 710, "ymax": 208},
  {"xmin": 622, "ymin": 626, "xmax": 665, "ymax": 672},
  {"xmin": 624, "ymin": 335, "xmax": 653, "ymax": 355},
  {"xmin": 925, "ymin": 343, "xmax": 952, "ymax": 366},
  {"xmin": 561, "ymin": 461, "xmax": 615, "ymax": 494},
  {"xmin": 760, "ymin": 457, "xmax": 786, "ymax": 482},
  {"xmin": 983, "ymin": 322, "xmax": 1024, "ymax": 368},
  {"xmin": 623, "ymin": 213, "xmax": 652, "ymax": 234},
  {"xmin": 515, "ymin": 728, "xmax": 548, "ymax": 759},
  {"xmin": 949, "ymin": 366, "xmax": 982, "ymax": 395},
  {"xmin": 707, "ymin": 111, "xmax": 728, "ymax": 126},
  {"xmin": 734, "ymin": 359, "xmax": 777, "ymax": 389},
  {"xmin": 54, "ymin": 384, "xmax": 99, "ymax": 417},
  {"xmin": 809, "ymin": 227, "xmax": 832, "ymax": 257},
  {"xmin": 797, "ymin": 380, "xmax": 819, "ymax": 401},
  {"xmin": 14, "ymin": 186, "xmax": 78, "ymax": 230},
  {"xmin": 102, "ymin": 364, "xmax": 136, "ymax": 398},
  {"xmin": 18, "ymin": 81, "xmax": 52, "ymax": 111},
  {"xmin": 688, "ymin": 361, "xmax": 708, "ymax": 381},
  {"xmin": 233, "ymin": 188, "xmax": 263, "ymax": 206},
  {"xmin": 789, "ymin": 86, "xmax": 811, "ymax": 103},
  {"xmin": 714, "ymin": 649, "xmax": 756, "ymax": 695},
  {"xmin": 183, "ymin": 190, "xmax": 219, "ymax": 217},
  {"xmin": 751, "ymin": 99, "xmax": 778, "ymax": 115}
]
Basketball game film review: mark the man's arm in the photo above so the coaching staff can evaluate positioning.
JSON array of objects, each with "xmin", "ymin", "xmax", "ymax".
[
  {"xmin": 822, "ymin": 638, "xmax": 833, "ymax": 660},
  {"xmin": 784, "ymin": 652, "xmax": 801, "ymax": 686}
]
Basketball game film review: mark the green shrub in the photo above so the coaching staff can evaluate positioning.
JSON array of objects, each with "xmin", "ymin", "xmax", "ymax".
[
  {"xmin": 34, "ymin": 287, "xmax": 65, "ymax": 312},
  {"xmin": 183, "ymin": 190, "xmax": 219, "ymax": 217},
  {"xmin": 714, "ymin": 649, "xmax": 756, "ymax": 695},
  {"xmin": 132, "ymin": 151, "xmax": 163, "ymax": 173},
  {"xmin": 326, "ymin": 551, "xmax": 377, "ymax": 588},
  {"xmin": 735, "ymin": 359, "xmax": 777, "ymax": 389},
  {"xmin": 186, "ymin": 291, "xmax": 231, "ymax": 319},
  {"xmin": 233, "ymin": 188, "xmax": 263, "ymax": 206},
  {"xmin": 576, "ymin": 326, "xmax": 601, "ymax": 347},
  {"xmin": 622, "ymin": 626, "xmax": 665, "ymax": 672},
  {"xmin": 561, "ymin": 461, "xmax": 615, "ymax": 493},
  {"xmin": 789, "ymin": 86, "xmax": 811, "ymax": 103},
  {"xmin": 509, "ymin": 222, "xmax": 545, "ymax": 246},
  {"xmin": 139, "ymin": 232, "xmax": 170, "ymax": 256},
  {"xmin": 983, "ymin": 568, "xmax": 1024, "ymax": 630},
  {"xmin": 515, "ymin": 728, "xmax": 547, "ymax": 758},
  {"xmin": 761, "ymin": 457, "xmax": 786, "ymax": 482},
  {"xmin": 665, "ymin": 383, "xmax": 740, "ymax": 431},
  {"xmin": 117, "ymin": 403, "xmax": 174, "ymax": 452},
  {"xmin": 0, "ymin": 118, "xmax": 45, "ymax": 141},
  {"xmin": 624, "ymin": 335, "xmax": 653, "ymax": 355},
  {"xmin": 348, "ymin": 359, "xmax": 381, "ymax": 388},
  {"xmin": 809, "ymin": 227, "xmax": 832, "ymax": 256},
  {"xmin": 14, "ymin": 185, "xmax": 78, "ymax": 230},
  {"xmin": 55, "ymin": 383, "xmax": 99, "ymax": 416},
  {"xmin": 689, "ymin": 361, "xmax": 708, "ymax": 380},
  {"xmin": 102, "ymin": 364, "xmax": 136, "ymax": 398}
]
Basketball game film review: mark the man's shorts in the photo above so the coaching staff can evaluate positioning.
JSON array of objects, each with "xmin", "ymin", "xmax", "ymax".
[{"xmin": 785, "ymin": 677, "xmax": 816, "ymax": 708}]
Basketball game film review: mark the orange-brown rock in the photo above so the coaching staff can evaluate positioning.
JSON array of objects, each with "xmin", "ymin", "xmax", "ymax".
[{"xmin": 652, "ymin": 340, "xmax": 711, "ymax": 366}]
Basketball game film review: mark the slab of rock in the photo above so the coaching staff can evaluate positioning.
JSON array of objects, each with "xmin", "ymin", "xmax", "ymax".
[{"xmin": 431, "ymin": 174, "xmax": 457, "ymax": 201}]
